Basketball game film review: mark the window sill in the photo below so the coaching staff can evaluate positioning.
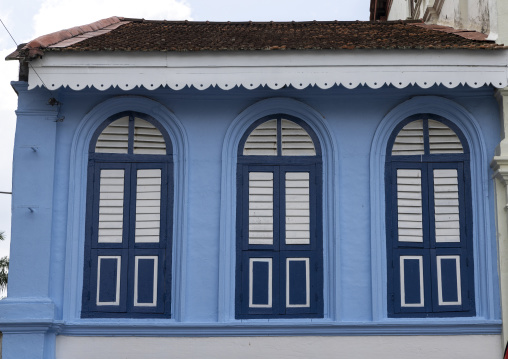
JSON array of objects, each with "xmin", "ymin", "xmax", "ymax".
[{"xmin": 55, "ymin": 318, "xmax": 501, "ymax": 337}]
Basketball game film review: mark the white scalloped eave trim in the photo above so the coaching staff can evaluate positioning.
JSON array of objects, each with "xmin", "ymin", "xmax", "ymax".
[
  {"xmin": 29, "ymin": 79, "xmax": 508, "ymax": 91},
  {"xmin": 27, "ymin": 51, "xmax": 508, "ymax": 91}
]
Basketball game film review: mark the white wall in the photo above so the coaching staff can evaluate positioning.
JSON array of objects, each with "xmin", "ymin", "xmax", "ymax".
[
  {"xmin": 56, "ymin": 335, "xmax": 502, "ymax": 359},
  {"xmin": 437, "ymin": 0, "xmax": 457, "ymax": 27},
  {"xmin": 387, "ymin": 0, "xmax": 410, "ymax": 20},
  {"xmin": 388, "ymin": 0, "xmax": 493, "ymax": 36},
  {"xmin": 498, "ymin": 0, "xmax": 508, "ymax": 44}
]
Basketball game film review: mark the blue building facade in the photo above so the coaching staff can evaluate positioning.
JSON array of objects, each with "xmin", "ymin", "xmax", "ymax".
[{"xmin": 2, "ymin": 18, "xmax": 508, "ymax": 358}]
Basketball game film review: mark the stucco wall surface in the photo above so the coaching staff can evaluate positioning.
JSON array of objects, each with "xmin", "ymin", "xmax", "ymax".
[
  {"xmin": 56, "ymin": 335, "xmax": 502, "ymax": 359},
  {"xmin": 437, "ymin": 0, "xmax": 458, "ymax": 27},
  {"xmin": 388, "ymin": 0, "xmax": 493, "ymax": 36},
  {"xmin": 1, "ymin": 82, "xmax": 503, "ymax": 358},
  {"xmin": 498, "ymin": 0, "xmax": 508, "ymax": 44},
  {"xmin": 387, "ymin": 0, "xmax": 410, "ymax": 20},
  {"xmin": 33, "ymin": 84, "xmax": 499, "ymax": 323}
]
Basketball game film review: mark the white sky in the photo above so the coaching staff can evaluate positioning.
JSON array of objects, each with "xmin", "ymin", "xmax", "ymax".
[{"xmin": 0, "ymin": 0, "xmax": 370, "ymax": 260}]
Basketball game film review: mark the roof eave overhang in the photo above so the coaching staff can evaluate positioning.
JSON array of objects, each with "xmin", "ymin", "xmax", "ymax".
[{"xmin": 26, "ymin": 49, "xmax": 508, "ymax": 91}]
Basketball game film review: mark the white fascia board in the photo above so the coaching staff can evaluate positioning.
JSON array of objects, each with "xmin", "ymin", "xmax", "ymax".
[{"xmin": 27, "ymin": 49, "xmax": 508, "ymax": 91}]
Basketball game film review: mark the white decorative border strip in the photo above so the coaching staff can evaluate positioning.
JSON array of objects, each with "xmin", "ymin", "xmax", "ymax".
[
  {"xmin": 437, "ymin": 255, "xmax": 462, "ymax": 306},
  {"xmin": 27, "ymin": 50, "xmax": 508, "ymax": 91},
  {"xmin": 134, "ymin": 256, "xmax": 158, "ymax": 307},
  {"xmin": 249, "ymin": 258, "xmax": 273, "ymax": 308},
  {"xmin": 286, "ymin": 258, "xmax": 310, "ymax": 308},
  {"xmin": 400, "ymin": 256, "xmax": 424, "ymax": 308},
  {"xmin": 96, "ymin": 256, "xmax": 121, "ymax": 306}
]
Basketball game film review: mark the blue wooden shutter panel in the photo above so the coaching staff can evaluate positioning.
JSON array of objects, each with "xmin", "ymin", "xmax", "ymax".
[
  {"xmin": 82, "ymin": 112, "xmax": 173, "ymax": 318},
  {"xmin": 236, "ymin": 115, "xmax": 323, "ymax": 319},
  {"xmin": 386, "ymin": 116, "xmax": 474, "ymax": 318}
]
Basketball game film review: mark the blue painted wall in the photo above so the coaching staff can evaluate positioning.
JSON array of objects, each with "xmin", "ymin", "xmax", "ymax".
[{"xmin": 0, "ymin": 83, "xmax": 502, "ymax": 356}]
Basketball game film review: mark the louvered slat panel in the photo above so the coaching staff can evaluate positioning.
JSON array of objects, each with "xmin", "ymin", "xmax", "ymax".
[
  {"xmin": 281, "ymin": 119, "xmax": 316, "ymax": 156},
  {"xmin": 98, "ymin": 169, "xmax": 125, "ymax": 243},
  {"xmin": 285, "ymin": 172, "xmax": 310, "ymax": 245},
  {"xmin": 397, "ymin": 169, "xmax": 423, "ymax": 242},
  {"xmin": 249, "ymin": 172, "xmax": 274, "ymax": 245},
  {"xmin": 244, "ymin": 119, "xmax": 277, "ymax": 156},
  {"xmin": 428, "ymin": 120, "xmax": 463, "ymax": 154},
  {"xmin": 434, "ymin": 169, "xmax": 460, "ymax": 243},
  {"xmin": 392, "ymin": 120, "xmax": 424, "ymax": 156},
  {"xmin": 133, "ymin": 118, "xmax": 166, "ymax": 155},
  {"xmin": 95, "ymin": 117, "xmax": 129, "ymax": 154},
  {"xmin": 135, "ymin": 169, "xmax": 161, "ymax": 243}
]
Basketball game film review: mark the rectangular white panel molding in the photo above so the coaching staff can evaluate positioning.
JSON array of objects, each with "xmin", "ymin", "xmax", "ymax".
[
  {"xmin": 397, "ymin": 169, "xmax": 423, "ymax": 243},
  {"xmin": 135, "ymin": 169, "xmax": 162, "ymax": 243},
  {"xmin": 437, "ymin": 255, "xmax": 462, "ymax": 306},
  {"xmin": 392, "ymin": 120, "xmax": 424, "ymax": 156},
  {"xmin": 96, "ymin": 256, "xmax": 121, "ymax": 306},
  {"xmin": 249, "ymin": 258, "xmax": 273, "ymax": 308},
  {"xmin": 286, "ymin": 258, "xmax": 310, "ymax": 308},
  {"xmin": 243, "ymin": 119, "xmax": 277, "ymax": 156},
  {"xmin": 285, "ymin": 172, "xmax": 310, "ymax": 245},
  {"xmin": 433, "ymin": 169, "xmax": 460, "ymax": 243},
  {"xmin": 281, "ymin": 119, "xmax": 316, "ymax": 156},
  {"xmin": 98, "ymin": 169, "xmax": 125, "ymax": 244},
  {"xmin": 133, "ymin": 118, "xmax": 166, "ymax": 155},
  {"xmin": 95, "ymin": 116, "xmax": 129, "ymax": 154},
  {"xmin": 428, "ymin": 120, "xmax": 463, "ymax": 154},
  {"xmin": 134, "ymin": 256, "xmax": 158, "ymax": 307},
  {"xmin": 249, "ymin": 172, "xmax": 274, "ymax": 245},
  {"xmin": 400, "ymin": 255, "xmax": 424, "ymax": 308}
]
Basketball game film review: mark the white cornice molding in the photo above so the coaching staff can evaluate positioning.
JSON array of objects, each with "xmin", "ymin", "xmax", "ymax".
[
  {"xmin": 491, "ymin": 156, "xmax": 508, "ymax": 183},
  {"xmin": 27, "ymin": 50, "xmax": 508, "ymax": 91}
]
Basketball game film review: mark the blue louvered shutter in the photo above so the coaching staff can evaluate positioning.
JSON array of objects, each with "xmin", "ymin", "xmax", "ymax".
[
  {"xmin": 236, "ymin": 116, "xmax": 323, "ymax": 319},
  {"xmin": 82, "ymin": 113, "xmax": 172, "ymax": 318},
  {"xmin": 387, "ymin": 116, "xmax": 474, "ymax": 318}
]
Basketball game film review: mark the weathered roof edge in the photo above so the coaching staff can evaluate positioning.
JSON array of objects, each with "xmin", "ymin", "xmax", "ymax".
[
  {"xmin": 409, "ymin": 23, "xmax": 490, "ymax": 42},
  {"xmin": 5, "ymin": 16, "xmax": 127, "ymax": 60},
  {"xmin": 6, "ymin": 17, "xmax": 503, "ymax": 61}
]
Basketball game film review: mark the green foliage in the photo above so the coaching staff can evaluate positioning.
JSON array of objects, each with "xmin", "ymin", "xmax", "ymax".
[
  {"xmin": 0, "ymin": 232, "xmax": 8, "ymax": 293},
  {"xmin": 0, "ymin": 256, "xmax": 7, "ymax": 290}
]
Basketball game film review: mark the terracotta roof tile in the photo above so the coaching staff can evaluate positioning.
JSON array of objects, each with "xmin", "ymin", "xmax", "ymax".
[
  {"xmin": 9, "ymin": 18, "xmax": 507, "ymax": 60},
  {"xmin": 6, "ymin": 16, "xmax": 126, "ymax": 60},
  {"xmin": 409, "ymin": 23, "xmax": 490, "ymax": 41}
]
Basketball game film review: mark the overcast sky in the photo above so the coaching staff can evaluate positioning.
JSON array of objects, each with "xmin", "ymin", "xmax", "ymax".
[{"xmin": 0, "ymin": 0, "xmax": 370, "ymax": 260}]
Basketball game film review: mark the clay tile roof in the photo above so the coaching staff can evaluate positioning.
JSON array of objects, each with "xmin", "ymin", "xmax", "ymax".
[
  {"xmin": 8, "ymin": 17, "xmax": 507, "ymax": 60},
  {"xmin": 6, "ymin": 16, "xmax": 127, "ymax": 60}
]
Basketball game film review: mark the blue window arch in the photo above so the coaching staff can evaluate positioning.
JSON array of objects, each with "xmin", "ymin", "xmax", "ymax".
[
  {"xmin": 81, "ymin": 111, "xmax": 173, "ymax": 318},
  {"xmin": 235, "ymin": 114, "xmax": 323, "ymax": 319},
  {"xmin": 385, "ymin": 114, "xmax": 475, "ymax": 317}
]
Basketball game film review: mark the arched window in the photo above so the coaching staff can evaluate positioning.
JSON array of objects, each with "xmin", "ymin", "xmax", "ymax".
[
  {"xmin": 236, "ymin": 115, "xmax": 323, "ymax": 318},
  {"xmin": 81, "ymin": 112, "xmax": 173, "ymax": 318},
  {"xmin": 385, "ymin": 115, "xmax": 475, "ymax": 317}
]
